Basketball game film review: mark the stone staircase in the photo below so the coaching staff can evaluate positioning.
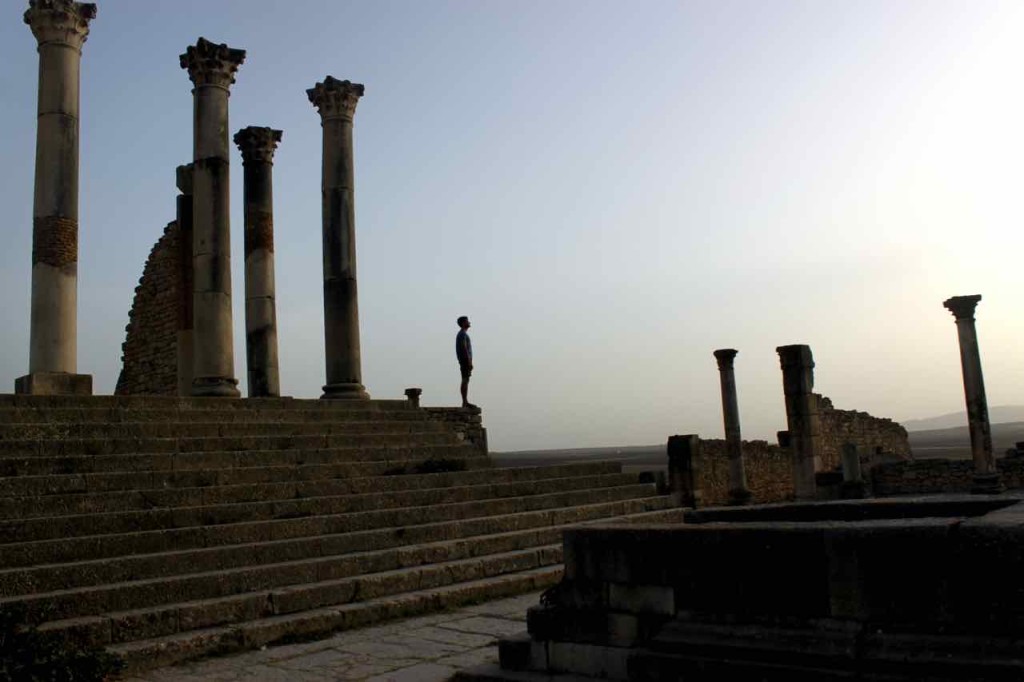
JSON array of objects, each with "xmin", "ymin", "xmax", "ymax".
[{"xmin": 0, "ymin": 395, "xmax": 682, "ymax": 673}]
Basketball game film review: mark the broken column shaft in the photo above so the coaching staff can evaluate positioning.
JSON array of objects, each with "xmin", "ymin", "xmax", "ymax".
[
  {"xmin": 943, "ymin": 295, "xmax": 1001, "ymax": 494},
  {"xmin": 776, "ymin": 344, "xmax": 822, "ymax": 500},
  {"xmin": 307, "ymin": 77, "xmax": 369, "ymax": 399},
  {"xmin": 17, "ymin": 0, "xmax": 97, "ymax": 396},
  {"xmin": 234, "ymin": 126, "xmax": 282, "ymax": 398},
  {"xmin": 180, "ymin": 37, "xmax": 245, "ymax": 397},
  {"xmin": 714, "ymin": 349, "xmax": 751, "ymax": 504}
]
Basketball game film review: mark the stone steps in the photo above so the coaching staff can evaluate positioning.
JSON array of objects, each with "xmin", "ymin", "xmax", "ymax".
[
  {"xmin": 0, "ymin": 396, "xmax": 678, "ymax": 674},
  {"xmin": 91, "ymin": 506, "xmax": 686, "ymax": 673},
  {"xmin": 0, "ymin": 443, "xmax": 485, "ymax": 477}
]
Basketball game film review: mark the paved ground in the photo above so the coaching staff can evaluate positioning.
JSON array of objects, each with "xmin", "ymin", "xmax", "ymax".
[{"xmin": 121, "ymin": 591, "xmax": 541, "ymax": 682}]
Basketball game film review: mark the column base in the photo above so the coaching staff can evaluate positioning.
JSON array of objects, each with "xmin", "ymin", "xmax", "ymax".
[
  {"xmin": 190, "ymin": 376, "xmax": 240, "ymax": 398},
  {"xmin": 971, "ymin": 472, "xmax": 1004, "ymax": 495},
  {"xmin": 15, "ymin": 372, "xmax": 93, "ymax": 396},
  {"xmin": 727, "ymin": 487, "xmax": 752, "ymax": 506},
  {"xmin": 321, "ymin": 382, "xmax": 370, "ymax": 400}
]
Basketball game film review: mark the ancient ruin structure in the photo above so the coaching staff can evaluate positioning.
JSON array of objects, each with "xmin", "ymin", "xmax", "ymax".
[
  {"xmin": 234, "ymin": 126, "xmax": 282, "ymax": 397},
  {"xmin": 180, "ymin": 37, "xmax": 246, "ymax": 397},
  {"xmin": 713, "ymin": 349, "xmax": 750, "ymax": 504},
  {"xmin": 16, "ymin": 0, "xmax": 97, "ymax": 396},
  {"xmin": 776, "ymin": 344, "xmax": 822, "ymax": 499},
  {"xmin": 308, "ymin": 77, "xmax": 370, "ymax": 399},
  {"xmin": 943, "ymin": 294, "xmax": 1001, "ymax": 493}
]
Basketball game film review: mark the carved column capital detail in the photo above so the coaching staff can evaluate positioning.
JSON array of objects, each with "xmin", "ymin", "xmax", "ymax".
[
  {"xmin": 175, "ymin": 163, "xmax": 194, "ymax": 195},
  {"xmin": 180, "ymin": 37, "xmax": 246, "ymax": 90},
  {"xmin": 713, "ymin": 348, "xmax": 738, "ymax": 370},
  {"xmin": 943, "ymin": 295, "xmax": 981, "ymax": 321},
  {"xmin": 307, "ymin": 76, "xmax": 364, "ymax": 122},
  {"xmin": 234, "ymin": 127, "xmax": 283, "ymax": 165},
  {"xmin": 24, "ymin": 0, "xmax": 96, "ymax": 51}
]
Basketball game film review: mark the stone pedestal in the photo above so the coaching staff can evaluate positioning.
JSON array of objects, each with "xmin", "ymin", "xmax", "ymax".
[
  {"xmin": 307, "ymin": 77, "xmax": 369, "ymax": 400},
  {"xmin": 175, "ymin": 164, "xmax": 195, "ymax": 396},
  {"xmin": 180, "ymin": 38, "xmax": 245, "ymax": 398},
  {"xmin": 776, "ymin": 344, "xmax": 822, "ymax": 500},
  {"xmin": 943, "ymin": 295, "xmax": 1001, "ymax": 494},
  {"xmin": 713, "ymin": 349, "xmax": 751, "ymax": 505},
  {"xmin": 667, "ymin": 434, "xmax": 701, "ymax": 508},
  {"xmin": 17, "ymin": 0, "xmax": 97, "ymax": 395},
  {"xmin": 234, "ymin": 127, "xmax": 282, "ymax": 398}
]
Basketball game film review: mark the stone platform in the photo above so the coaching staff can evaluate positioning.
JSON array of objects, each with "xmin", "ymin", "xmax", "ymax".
[{"xmin": 459, "ymin": 494, "xmax": 1024, "ymax": 681}]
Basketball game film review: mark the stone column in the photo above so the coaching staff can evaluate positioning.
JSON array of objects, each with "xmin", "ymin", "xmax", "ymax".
[
  {"xmin": 307, "ymin": 77, "xmax": 369, "ymax": 399},
  {"xmin": 16, "ymin": 0, "xmax": 97, "ymax": 396},
  {"xmin": 175, "ymin": 164, "xmax": 195, "ymax": 396},
  {"xmin": 234, "ymin": 126, "xmax": 282, "ymax": 398},
  {"xmin": 776, "ymin": 344, "xmax": 822, "ymax": 500},
  {"xmin": 943, "ymin": 295, "xmax": 1002, "ymax": 493},
  {"xmin": 180, "ymin": 38, "xmax": 245, "ymax": 398},
  {"xmin": 714, "ymin": 349, "xmax": 751, "ymax": 505}
]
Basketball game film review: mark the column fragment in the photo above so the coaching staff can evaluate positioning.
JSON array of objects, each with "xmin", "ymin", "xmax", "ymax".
[
  {"xmin": 307, "ymin": 77, "xmax": 369, "ymax": 399},
  {"xmin": 234, "ymin": 126, "xmax": 282, "ymax": 398},
  {"xmin": 180, "ymin": 38, "xmax": 245, "ymax": 397},
  {"xmin": 17, "ymin": 0, "xmax": 97, "ymax": 395},
  {"xmin": 943, "ymin": 295, "xmax": 1001, "ymax": 494},
  {"xmin": 776, "ymin": 344, "xmax": 822, "ymax": 500},
  {"xmin": 175, "ymin": 164, "xmax": 195, "ymax": 396},
  {"xmin": 713, "ymin": 349, "xmax": 751, "ymax": 504}
]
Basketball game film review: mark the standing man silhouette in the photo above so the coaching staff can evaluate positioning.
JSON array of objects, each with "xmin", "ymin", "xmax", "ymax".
[{"xmin": 456, "ymin": 316, "xmax": 476, "ymax": 409}]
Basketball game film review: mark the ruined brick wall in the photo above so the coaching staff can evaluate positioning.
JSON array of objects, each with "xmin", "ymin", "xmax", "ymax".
[
  {"xmin": 696, "ymin": 396, "xmax": 911, "ymax": 506},
  {"xmin": 115, "ymin": 222, "xmax": 181, "ymax": 396},
  {"xmin": 423, "ymin": 407, "xmax": 488, "ymax": 455},
  {"xmin": 871, "ymin": 457, "xmax": 1024, "ymax": 496},
  {"xmin": 818, "ymin": 395, "xmax": 911, "ymax": 469}
]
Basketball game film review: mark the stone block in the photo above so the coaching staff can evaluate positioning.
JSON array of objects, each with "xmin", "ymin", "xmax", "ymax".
[
  {"xmin": 547, "ymin": 641, "xmax": 631, "ymax": 679},
  {"xmin": 608, "ymin": 583, "xmax": 674, "ymax": 615},
  {"xmin": 498, "ymin": 632, "xmax": 532, "ymax": 670},
  {"xmin": 16, "ymin": 371, "xmax": 93, "ymax": 396}
]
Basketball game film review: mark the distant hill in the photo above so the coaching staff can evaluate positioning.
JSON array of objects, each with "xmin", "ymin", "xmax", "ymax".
[
  {"xmin": 907, "ymin": 421, "xmax": 1024, "ymax": 460},
  {"xmin": 901, "ymin": 406, "xmax": 1024, "ymax": 432}
]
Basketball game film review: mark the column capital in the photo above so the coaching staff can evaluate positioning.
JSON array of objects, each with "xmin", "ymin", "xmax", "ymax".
[
  {"xmin": 943, "ymin": 294, "xmax": 981, "ymax": 321},
  {"xmin": 776, "ymin": 344, "xmax": 814, "ymax": 370},
  {"xmin": 307, "ymin": 76, "xmax": 365, "ymax": 122},
  {"xmin": 234, "ymin": 127, "xmax": 283, "ymax": 165},
  {"xmin": 175, "ymin": 163, "xmax": 194, "ymax": 195},
  {"xmin": 24, "ymin": 0, "xmax": 96, "ymax": 51},
  {"xmin": 180, "ymin": 37, "xmax": 246, "ymax": 90},
  {"xmin": 713, "ymin": 348, "xmax": 738, "ymax": 370}
]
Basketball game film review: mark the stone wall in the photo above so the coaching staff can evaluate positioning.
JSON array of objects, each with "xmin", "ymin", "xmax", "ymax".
[
  {"xmin": 115, "ymin": 222, "xmax": 181, "ymax": 396},
  {"xmin": 871, "ymin": 457, "xmax": 1024, "ymax": 496},
  {"xmin": 423, "ymin": 407, "xmax": 488, "ymax": 455},
  {"xmin": 696, "ymin": 395, "xmax": 911, "ymax": 506}
]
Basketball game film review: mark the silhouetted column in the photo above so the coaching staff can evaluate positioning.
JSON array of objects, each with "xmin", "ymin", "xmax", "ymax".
[
  {"xmin": 667, "ymin": 434, "xmax": 702, "ymax": 507},
  {"xmin": 840, "ymin": 442, "xmax": 866, "ymax": 499},
  {"xmin": 943, "ymin": 295, "xmax": 1001, "ymax": 494},
  {"xmin": 307, "ymin": 76, "xmax": 369, "ymax": 399},
  {"xmin": 714, "ymin": 349, "xmax": 751, "ymax": 505},
  {"xmin": 16, "ymin": 0, "xmax": 97, "ymax": 396},
  {"xmin": 234, "ymin": 126, "xmax": 282, "ymax": 398},
  {"xmin": 180, "ymin": 38, "xmax": 245, "ymax": 397},
  {"xmin": 175, "ymin": 163, "xmax": 194, "ymax": 396},
  {"xmin": 776, "ymin": 344, "xmax": 822, "ymax": 500}
]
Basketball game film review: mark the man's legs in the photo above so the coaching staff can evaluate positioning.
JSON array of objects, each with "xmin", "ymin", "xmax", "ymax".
[{"xmin": 460, "ymin": 376, "xmax": 470, "ymax": 407}]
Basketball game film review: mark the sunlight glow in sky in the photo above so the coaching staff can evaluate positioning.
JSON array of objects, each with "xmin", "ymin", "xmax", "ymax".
[{"xmin": 2, "ymin": 1, "xmax": 1022, "ymax": 451}]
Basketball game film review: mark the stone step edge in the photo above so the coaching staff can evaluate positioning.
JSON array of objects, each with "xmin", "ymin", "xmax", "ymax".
[
  {"xmin": 107, "ymin": 565, "xmax": 559, "ymax": 674},
  {"xmin": 0, "ymin": 494, "xmax": 675, "ymax": 572},
  {"xmin": 0, "ymin": 474, "xmax": 643, "ymax": 529},
  {"xmin": 2, "ymin": 499, "xmax": 688, "ymax": 593},
  {"xmin": 0, "ymin": 460, "xmax": 618, "ymax": 502}
]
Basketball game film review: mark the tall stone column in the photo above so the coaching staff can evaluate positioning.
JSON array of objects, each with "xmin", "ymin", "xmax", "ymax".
[
  {"xmin": 714, "ymin": 349, "xmax": 751, "ymax": 505},
  {"xmin": 180, "ymin": 38, "xmax": 245, "ymax": 398},
  {"xmin": 307, "ymin": 77, "xmax": 369, "ymax": 400},
  {"xmin": 776, "ymin": 344, "xmax": 822, "ymax": 500},
  {"xmin": 16, "ymin": 0, "xmax": 97, "ymax": 396},
  {"xmin": 234, "ymin": 126, "xmax": 282, "ymax": 398},
  {"xmin": 175, "ymin": 164, "xmax": 194, "ymax": 396},
  {"xmin": 943, "ymin": 295, "xmax": 1002, "ymax": 494}
]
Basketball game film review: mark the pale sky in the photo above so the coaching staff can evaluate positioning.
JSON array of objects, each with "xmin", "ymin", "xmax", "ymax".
[{"xmin": 2, "ymin": 1, "xmax": 1022, "ymax": 452}]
